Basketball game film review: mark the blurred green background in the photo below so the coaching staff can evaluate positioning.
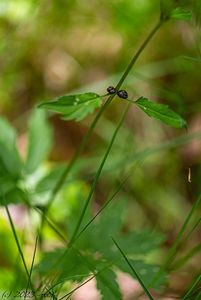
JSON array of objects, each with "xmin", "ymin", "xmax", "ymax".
[{"xmin": 0, "ymin": 0, "xmax": 201, "ymax": 298}]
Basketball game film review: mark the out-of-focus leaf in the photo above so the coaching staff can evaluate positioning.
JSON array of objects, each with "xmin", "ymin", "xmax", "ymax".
[
  {"xmin": 0, "ymin": 187, "xmax": 28, "ymax": 206},
  {"xmin": 181, "ymin": 56, "xmax": 201, "ymax": 63},
  {"xmin": 35, "ymin": 164, "xmax": 67, "ymax": 193},
  {"xmin": 171, "ymin": 7, "xmax": 192, "ymax": 20},
  {"xmin": 160, "ymin": 0, "xmax": 175, "ymax": 20},
  {"xmin": 193, "ymin": 0, "xmax": 201, "ymax": 27},
  {"xmin": 116, "ymin": 259, "xmax": 167, "ymax": 290},
  {"xmin": 38, "ymin": 92, "xmax": 102, "ymax": 122},
  {"xmin": 36, "ymin": 248, "xmax": 90, "ymax": 280},
  {"xmin": 96, "ymin": 268, "xmax": 122, "ymax": 300},
  {"xmin": 0, "ymin": 175, "xmax": 16, "ymax": 196},
  {"xmin": 160, "ymin": 0, "xmax": 192, "ymax": 21},
  {"xmin": 75, "ymin": 200, "xmax": 165, "ymax": 263},
  {"xmin": 0, "ymin": 118, "xmax": 22, "ymax": 178},
  {"xmin": 135, "ymin": 97, "xmax": 187, "ymax": 129},
  {"xmin": 26, "ymin": 110, "xmax": 53, "ymax": 174},
  {"xmin": 117, "ymin": 230, "xmax": 165, "ymax": 255}
]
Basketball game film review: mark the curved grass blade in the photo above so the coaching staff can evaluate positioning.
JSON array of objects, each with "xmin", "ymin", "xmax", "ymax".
[
  {"xmin": 150, "ymin": 193, "xmax": 201, "ymax": 287},
  {"xmin": 182, "ymin": 274, "xmax": 201, "ymax": 300}
]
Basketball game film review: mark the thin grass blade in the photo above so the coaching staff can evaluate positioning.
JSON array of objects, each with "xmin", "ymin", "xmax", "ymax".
[{"xmin": 112, "ymin": 237, "xmax": 154, "ymax": 300}]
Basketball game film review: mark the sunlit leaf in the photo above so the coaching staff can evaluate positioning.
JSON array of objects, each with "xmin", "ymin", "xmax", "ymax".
[
  {"xmin": 38, "ymin": 92, "xmax": 102, "ymax": 122},
  {"xmin": 135, "ymin": 97, "xmax": 187, "ymax": 129},
  {"xmin": 26, "ymin": 110, "xmax": 53, "ymax": 174}
]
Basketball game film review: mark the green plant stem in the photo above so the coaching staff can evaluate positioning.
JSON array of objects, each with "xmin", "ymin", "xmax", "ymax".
[
  {"xmin": 112, "ymin": 237, "xmax": 154, "ymax": 300},
  {"xmin": 149, "ymin": 193, "xmax": 201, "ymax": 287},
  {"xmin": 39, "ymin": 18, "xmax": 164, "ymax": 245},
  {"xmin": 43, "ymin": 18, "xmax": 164, "ymax": 214},
  {"xmin": 115, "ymin": 19, "xmax": 163, "ymax": 90},
  {"xmin": 24, "ymin": 236, "xmax": 38, "ymax": 300},
  {"xmin": 74, "ymin": 175, "xmax": 130, "ymax": 243},
  {"xmin": 38, "ymin": 99, "xmax": 112, "ymax": 244},
  {"xmin": 4, "ymin": 205, "xmax": 37, "ymax": 299},
  {"xmin": 172, "ymin": 244, "xmax": 201, "ymax": 271},
  {"xmin": 69, "ymin": 103, "xmax": 130, "ymax": 246},
  {"xmin": 182, "ymin": 274, "xmax": 201, "ymax": 300}
]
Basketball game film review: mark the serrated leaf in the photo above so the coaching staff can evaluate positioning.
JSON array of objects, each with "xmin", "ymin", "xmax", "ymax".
[
  {"xmin": 26, "ymin": 110, "xmax": 53, "ymax": 174},
  {"xmin": 38, "ymin": 92, "xmax": 102, "ymax": 122},
  {"xmin": 135, "ymin": 97, "xmax": 187, "ymax": 129},
  {"xmin": 171, "ymin": 7, "xmax": 192, "ymax": 20},
  {"xmin": 36, "ymin": 248, "xmax": 90, "ymax": 281},
  {"xmin": 0, "ymin": 118, "xmax": 22, "ymax": 178},
  {"xmin": 117, "ymin": 230, "xmax": 165, "ymax": 255},
  {"xmin": 116, "ymin": 259, "xmax": 167, "ymax": 290},
  {"xmin": 96, "ymin": 268, "xmax": 122, "ymax": 300},
  {"xmin": 75, "ymin": 201, "xmax": 165, "ymax": 266}
]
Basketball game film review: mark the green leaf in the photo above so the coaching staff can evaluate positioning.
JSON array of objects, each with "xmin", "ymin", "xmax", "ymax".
[
  {"xmin": 35, "ymin": 164, "xmax": 67, "ymax": 193},
  {"xmin": 135, "ymin": 97, "xmax": 187, "ymax": 129},
  {"xmin": 0, "ymin": 175, "xmax": 16, "ymax": 196},
  {"xmin": 116, "ymin": 259, "xmax": 167, "ymax": 290},
  {"xmin": 96, "ymin": 268, "xmax": 122, "ymax": 300},
  {"xmin": 160, "ymin": 0, "xmax": 175, "ymax": 20},
  {"xmin": 193, "ymin": 0, "xmax": 201, "ymax": 27},
  {"xmin": 26, "ymin": 110, "xmax": 53, "ymax": 174},
  {"xmin": 117, "ymin": 230, "xmax": 165, "ymax": 255},
  {"xmin": 0, "ymin": 187, "xmax": 28, "ymax": 205},
  {"xmin": 171, "ymin": 7, "xmax": 192, "ymax": 20},
  {"xmin": 38, "ymin": 92, "xmax": 102, "ymax": 122},
  {"xmin": 0, "ymin": 118, "xmax": 22, "ymax": 178},
  {"xmin": 36, "ymin": 248, "xmax": 90, "ymax": 280},
  {"xmin": 75, "ymin": 200, "xmax": 165, "ymax": 263},
  {"xmin": 160, "ymin": 1, "xmax": 192, "ymax": 21}
]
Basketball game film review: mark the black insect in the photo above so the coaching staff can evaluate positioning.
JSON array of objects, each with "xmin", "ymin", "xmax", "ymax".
[
  {"xmin": 107, "ymin": 86, "xmax": 116, "ymax": 94},
  {"xmin": 117, "ymin": 90, "xmax": 128, "ymax": 99}
]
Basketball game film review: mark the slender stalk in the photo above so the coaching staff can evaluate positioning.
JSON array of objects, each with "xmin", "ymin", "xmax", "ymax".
[
  {"xmin": 172, "ymin": 244, "xmax": 201, "ymax": 271},
  {"xmin": 149, "ymin": 193, "xmax": 201, "ymax": 287},
  {"xmin": 112, "ymin": 237, "xmax": 154, "ymax": 300},
  {"xmin": 115, "ymin": 20, "xmax": 163, "ymax": 90},
  {"xmin": 24, "ymin": 236, "xmax": 38, "ymax": 300},
  {"xmin": 5, "ymin": 205, "xmax": 29, "ymax": 277},
  {"xmin": 69, "ymin": 104, "xmax": 130, "ymax": 246},
  {"xmin": 38, "ymin": 98, "xmax": 113, "ymax": 244},
  {"xmin": 38, "ymin": 15, "xmax": 164, "ymax": 255},
  {"xmin": 74, "ymin": 175, "xmax": 130, "ymax": 242},
  {"xmin": 4, "ymin": 205, "xmax": 37, "ymax": 299},
  {"xmin": 41, "ymin": 18, "xmax": 164, "ymax": 217},
  {"xmin": 182, "ymin": 274, "xmax": 201, "ymax": 300}
]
